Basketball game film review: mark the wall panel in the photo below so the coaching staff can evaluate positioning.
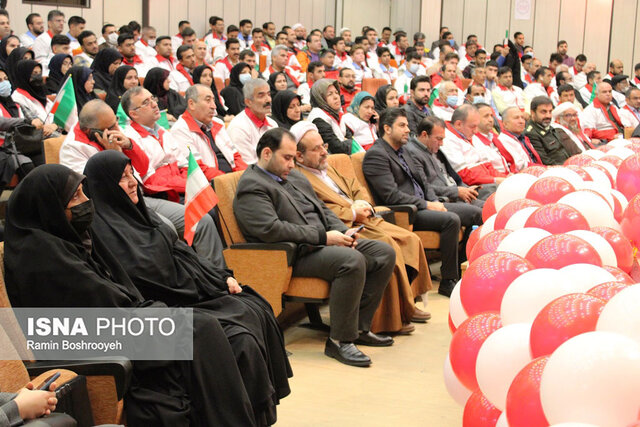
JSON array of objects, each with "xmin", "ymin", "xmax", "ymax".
[
  {"xmin": 284, "ymin": 0, "xmax": 300, "ymax": 29},
  {"xmin": 188, "ymin": 0, "xmax": 208, "ymax": 37},
  {"xmin": 205, "ymin": 0, "xmax": 224, "ymax": 25},
  {"xmin": 462, "ymin": 0, "xmax": 488, "ymax": 46},
  {"xmin": 103, "ymin": 0, "xmax": 142, "ymax": 29},
  {"xmin": 558, "ymin": 0, "xmax": 587, "ymax": 61},
  {"xmin": 583, "ymin": 0, "xmax": 613, "ymax": 71},
  {"xmin": 509, "ymin": 0, "xmax": 535, "ymax": 47},
  {"xmin": 81, "ymin": 0, "xmax": 104, "ymax": 38},
  {"xmin": 532, "ymin": 0, "xmax": 560, "ymax": 68},
  {"xmin": 633, "ymin": 2, "xmax": 640, "ymax": 72},
  {"xmin": 341, "ymin": 0, "xmax": 388, "ymax": 37},
  {"xmin": 485, "ymin": 0, "xmax": 511, "ymax": 50},
  {"xmin": 609, "ymin": 0, "xmax": 638, "ymax": 74},
  {"xmin": 420, "ymin": 0, "xmax": 443, "ymax": 45},
  {"xmin": 440, "ymin": 0, "xmax": 464, "ymax": 42}
]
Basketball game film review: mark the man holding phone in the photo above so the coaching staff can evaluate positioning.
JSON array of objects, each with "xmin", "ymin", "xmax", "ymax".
[{"xmin": 234, "ymin": 128, "xmax": 396, "ymax": 367}]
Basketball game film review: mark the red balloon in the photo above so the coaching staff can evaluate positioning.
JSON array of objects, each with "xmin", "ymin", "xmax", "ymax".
[
  {"xmin": 482, "ymin": 193, "xmax": 497, "ymax": 222},
  {"xmin": 525, "ymin": 234, "xmax": 603, "ymax": 269},
  {"xmin": 587, "ymin": 281, "xmax": 631, "ymax": 302},
  {"xmin": 591, "ymin": 226, "xmax": 634, "ymax": 273},
  {"xmin": 505, "ymin": 356, "xmax": 550, "ymax": 427},
  {"xmin": 564, "ymin": 154, "xmax": 594, "ymax": 167},
  {"xmin": 463, "ymin": 390, "xmax": 502, "ymax": 427},
  {"xmin": 600, "ymin": 155, "xmax": 624, "ymax": 168},
  {"xmin": 630, "ymin": 143, "xmax": 640, "ymax": 153},
  {"xmin": 565, "ymin": 165, "xmax": 592, "ymax": 181},
  {"xmin": 616, "ymin": 154, "xmax": 640, "ymax": 201},
  {"xmin": 494, "ymin": 199, "xmax": 542, "ymax": 230},
  {"xmin": 621, "ymin": 194, "xmax": 640, "ymax": 247},
  {"xmin": 448, "ymin": 313, "xmax": 456, "ymax": 334},
  {"xmin": 602, "ymin": 265, "xmax": 636, "ymax": 284},
  {"xmin": 526, "ymin": 177, "xmax": 576, "ymax": 205},
  {"xmin": 460, "ymin": 252, "xmax": 534, "ymax": 315},
  {"xmin": 520, "ymin": 165, "xmax": 547, "ymax": 177},
  {"xmin": 530, "ymin": 293, "xmax": 606, "ymax": 358},
  {"xmin": 466, "ymin": 226, "xmax": 483, "ymax": 260},
  {"xmin": 524, "ymin": 204, "xmax": 590, "ymax": 234},
  {"xmin": 449, "ymin": 312, "xmax": 502, "ymax": 390},
  {"xmin": 469, "ymin": 229, "xmax": 513, "ymax": 263}
]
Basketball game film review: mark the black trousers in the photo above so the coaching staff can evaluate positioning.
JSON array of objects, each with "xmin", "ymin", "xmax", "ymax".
[
  {"xmin": 412, "ymin": 209, "xmax": 461, "ymax": 281},
  {"xmin": 292, "ymin": 239, "xmax": 396, "ymax": 342}
]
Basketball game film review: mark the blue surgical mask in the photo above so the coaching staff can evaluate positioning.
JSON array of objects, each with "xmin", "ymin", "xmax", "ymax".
[
  {"xmin": 409, "ymin": 63, "xmax": 419, "ymax": 74},
  {"xmin": 448, "ymin": 39, "xmax": 455, "ymax": 47},
  {"xmin": 239, "ymin": 73, "xmax": 252, "ymax": 85},
  {"xmin": 473, "ymin": 95, "xmax": 484, "ymax": 104},
  {"xmin": 0, "ymin": 80, "xmax": 11, "ymax": 97},
  {"xmin": 446, "ymin": 95, "xmax": 458, "ymax": 107}
]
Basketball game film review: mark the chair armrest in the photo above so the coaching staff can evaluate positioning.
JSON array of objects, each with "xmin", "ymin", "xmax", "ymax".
[
  {"xmin": 230, "ymin": 242, "xmax": 298, "ymax": 266},
  {"xmin": 376, "ymin": 209, "xmax": 396, "ymax": 224},
  {"xmin": 26, "ymin": 358, "xmax": 132, "ymax": 400},
  {"xmin": 376, "ymin": 204, "xmax": 417, "ymax": 222}
]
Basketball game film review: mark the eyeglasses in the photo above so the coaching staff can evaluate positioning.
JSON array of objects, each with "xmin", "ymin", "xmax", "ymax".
[
  {"xmin": 562, "ymin": 113, "xmax": 578, "ymax": 119},
  {"xmin": 311, "ymin": 143, "xmax": 329, "ymax": 152},
  {"xmin": 132, "ymin": 96, "xmax": 158, "ymax": 110}
]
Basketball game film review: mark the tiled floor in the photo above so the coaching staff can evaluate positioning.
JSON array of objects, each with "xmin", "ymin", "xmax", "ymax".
[{"xmin": 276, "ymin": 287, "xmax": 463, "ymax": 426}]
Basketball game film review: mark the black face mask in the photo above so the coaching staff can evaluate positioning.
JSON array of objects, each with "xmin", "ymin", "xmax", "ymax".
[
  {"xmin": 69, "ymin": 199, "xmax": 94, "ymax": 235},
  {"xmin": 30, "ymin": 74, "xmax": 44, "ymax": 87}
]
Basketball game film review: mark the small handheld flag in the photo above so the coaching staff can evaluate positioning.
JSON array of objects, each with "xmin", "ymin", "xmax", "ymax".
[
  {"xmin": 50, "ymin": 75, "xmax": 77, "ymax": 131},
  {"xmin": 184, "ymin": 149, "xmax": 218, "ymax": 246}
]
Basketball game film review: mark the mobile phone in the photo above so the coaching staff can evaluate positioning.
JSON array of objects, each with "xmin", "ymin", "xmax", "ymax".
[
  {"xmin": 88, "ymin": 128, "xmax": 104, "ymax": 142},
  {"xmin": 346, "ymin": 224, "xmax": 365, "ymax": 237},
  {"xmin": 39, "ymin": 372, "xmax": 60, "ymax": 391},
  {"xmin": 469, "ymin": 185, "xmax": 482, "ymax": 191}
]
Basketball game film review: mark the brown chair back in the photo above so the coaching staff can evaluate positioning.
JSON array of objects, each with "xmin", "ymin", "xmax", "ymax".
[
  {"xmin": 361, "ymin": 78, "xmax": 388, "ymax": 96},
  {"xmin": 624, "ymin": 127, "xmax": 635, "ymax": 139},
  {"xmin": 461, "ymin": 78, "xmax": 472, "ymax": 91},
  {"xmin": 214, "ymin": 77, "xmax": 225, "ymax": 93},
  {"xmin": 212, "ymin": 171, "xmax": 246, "ymax": 245},
  {"xmin": 138, "ymin": 76, "xmax": 145, "ymax": 86},
  {"xmin": 350, "ymin": 151, "xmax": 376, "ymax": 203},
  {"xmin": 44, "ymin": 136, "xmax": 65, "ymax": 164},
  {"xmin": 327, "ymin": 153, "xmax": 374, "ymax": 204}
]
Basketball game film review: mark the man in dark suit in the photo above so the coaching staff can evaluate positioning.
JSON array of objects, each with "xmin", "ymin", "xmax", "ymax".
[
  {"xmin": 362, "ymin": 108, "xmax": 476, "ymax": 297},
  {"xmin": 234, "ymin": 128, "xmax": 396, "ymax": 367}
]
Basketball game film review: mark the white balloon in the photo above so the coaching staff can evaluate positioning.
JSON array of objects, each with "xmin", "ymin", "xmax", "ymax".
[
  {"xmin": 576, "ymin": 181, "xmax": 614, "ymax": 209},
  {"xmin": 582, "ymin": 149, "xmax": 606, "ymax": 160},
  {"xmin": 607, "ymin": 139, "xmax": 631, "ymax": 148},
  {"xmin": 449, "ymin": 280, "xmax": 468, "ymax": 328},
  {"xmin": 593, "ymin": 160, "xmax": 619, "ymax": 184},
  {"xmin": 558, "ymin": 190, "xmax": 617, "ymax": 228},
  {"xmin": 476, "ymin": 323, "xmax": 533, "ymax": 411},
  {"xmin": 611, "ymin": 189, "xmax": 629, "ymax": 212},
  {"xmin": 549, "ymin": 424, "xmax": 601, "ymax": 427},
  {"xmin": 539, "ymin": 168, "xmax": 584, "ymax": 189},
  {"xmin": 495, "ymin": 412, "xmax": 509, "ymax": 427},
  {"xmin": 480, "ymin": 214, "xmax": 497, "ymax": 238},
  {"xmin": 597, "ymin": 284, "xmax": 640, "ymax": 345},
  {"xmin": 607, "ymin": 146, "xmax": 635, "ymax": 160},
  {"xmin": 559, "ymin": 264, "xmax": 616, "ymax": 292},
  {"xmin": 443, "ymin": 353, "xmax": 472, "ymax": 406},
  {"xmin": 540, "ymin": 331, "xmax": 640, "ymax": 427},
  {"xmin": 504, "ymin": 207, "xmax": 539, "ymax": 231},
  {"xmin": 501, "ymin": 269, "xmax": 581, "ymax": 325},
  {"xmin": 582, "ymin": 166, "xmax": 612, "ymax": 190},
  {"xmin": 496, "ymin": 227, "xmax": 551, "ymax": 257},
  {"xmin": 494, "ymin": 174, "xmax": 538, "ymax": 211},
  {"xmin": 566, "ymin": 230, "xmax": 617, "ymax": 267}
]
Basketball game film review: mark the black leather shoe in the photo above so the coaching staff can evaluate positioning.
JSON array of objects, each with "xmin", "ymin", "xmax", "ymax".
[
  {"xmin": 324, "ymin": 339, "xmax": 371, "ymax": 367},
  {"xmin": 438, "ymin": 279, "xmax": 456, "ymax": 297},
  {"xmin": 354, "ymin": 331, "xmax": 394, "ymax": 347}
]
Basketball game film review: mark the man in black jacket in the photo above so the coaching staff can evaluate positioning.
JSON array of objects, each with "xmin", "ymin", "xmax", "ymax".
[
  {"xmin": 362, "ymin": 108, "xmax": 464, "ymax": 297},
  {"xmin": 234, "ymin": 128, "xmax": 395, "ymax": 367},
  {"xmin": 403, "ymin": 75, "xmax": 433, "ymax": 136},
  {"xmin": 525, "ymin": 96, "xmax": 570, "ymax": 165}
]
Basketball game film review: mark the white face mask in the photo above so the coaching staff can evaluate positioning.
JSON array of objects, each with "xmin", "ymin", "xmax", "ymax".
[
  {"xmin": 409, "ymin": 63, "xmax": 419, "ymax": 74},
  {"xmin": 147, "ymin": 38, "xmax": 156, "ymax": 47},
  {"xmin": 107, "ymin": 32, "xmax": 118, "ymax": 46},
  {"xmin": 239, "ymin": 73, "xmax": 252, "ymax": 85},
  {"xmin": 0, "ymin": 80, "xmax": 11, "ymax": 97}
]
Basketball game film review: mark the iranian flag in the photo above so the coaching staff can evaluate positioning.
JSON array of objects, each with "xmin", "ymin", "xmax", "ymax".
[
  {"xmin": 184, "ymin": 149, "xmax": 218, "ymax": 245},
  {"xmin": 50, "ymin": 75, "xmax": 78, "ymax": 131}
]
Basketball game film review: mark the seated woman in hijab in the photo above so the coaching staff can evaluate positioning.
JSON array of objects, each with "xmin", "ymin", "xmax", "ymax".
[
  {"xmin": 83, "ymin": 151, "xmax": 292, "ymax": 426},
  {"xmin": 46, "ymin": 54, "xmax": 73, "ymax": 95},
  {"xmin": 105, "ymin": 65, "xmax": 139, "ymax": 113},
  {"xmin": 268, "ymin": 71, "xmax": 288, "ymax": 99},
  {"xmin": 192, "ymin": 64, "xmax": 229, "ymax": 121},
  {"xmin": 374, "ymin": 84, "xmax": 400, "ymax": 115},
  {"xmin": 221, "ymin": 62, "xmax": 251, "ymax": 116},
  {"xmin": 4, "ymin": 163, "xmax": 286, "ymax": 427},
  {"xmin": 11, "ymin": 60, "xmax": 59, "ymax": 138},
  {"xmin": 143, "ymin": 67, "xmax": 186, "ymax": 121},
  {"xmin": 270, "ymin": 90, "xmax": 301, "ymax": 130},
  {"xmin": 5, "ymin": 47, "xmax": 33, "ymax": 86},
  {"xmin": 0, "ymin": 35, "xmax": 20, "ymax": 69},
  {"xmin": 64, "ymin": 66, "xmax": 97, "ymax": 114},
  {"xmin": 340, "ymin": 91, "xmax": 378, "ymax": 150},
  {"xmin": 307, "ymin": 78, "xmax": 354, "ymax": 154},
  {"xmin": 90, "ymin": 47, "xmax": 123, "ymax": 92}
]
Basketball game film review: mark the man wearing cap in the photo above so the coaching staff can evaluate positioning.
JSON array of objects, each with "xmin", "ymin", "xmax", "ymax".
[
  {"xmin": 290, "ymin": 121, "xmax": 432, "ymax": 335},
  {"xmin": 611, "ymin": 74, "xmax": 630, "ymax": 108},
  {"xmin": 525, "ymin": 96, "xmax": 570, "ymax": 165},
  {"xmin": 551, "ymin": 102, "xmax": 594, "ymax": 155}
]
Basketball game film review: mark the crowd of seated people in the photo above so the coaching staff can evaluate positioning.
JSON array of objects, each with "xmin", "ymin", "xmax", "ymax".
[{"xmin": 0, "ymin": 6, "xmax": 637, "ymax": 425}]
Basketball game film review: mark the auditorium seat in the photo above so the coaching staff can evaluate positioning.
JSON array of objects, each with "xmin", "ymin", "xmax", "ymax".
[
  {"xmin": 0, "ymin": 243, "xmax": 131, "ymax": 425},
  {"xmin": 213, "ymin": 171, "xmax": 330, "ymax": 324},
  {"xmin": 44, "ymin": 136, "xmax": 65, "ymax": 164},
  {"xmin": 138, "ymin": 76, "xmax": 145, "ymax": 86},
  {"xmin": 214, "ymin": 77, "xmax": 225, "ymax": 93},
  {"xmin": 362, "ymin": 78, "xmax": 388, "ymax": 96}
]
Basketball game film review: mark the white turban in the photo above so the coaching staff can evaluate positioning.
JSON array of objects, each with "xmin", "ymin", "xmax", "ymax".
[
  {"xmin": 289, "ymin": 121, "xmax": 318, "ymax": 143},
  {"xmin": 552, "ymin": 102, "xmax": 579, "ymax": 120}
]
